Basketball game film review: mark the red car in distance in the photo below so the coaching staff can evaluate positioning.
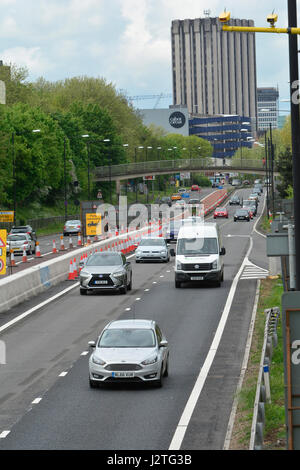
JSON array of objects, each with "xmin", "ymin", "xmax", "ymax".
[
  {"xmin": 214, "ymin": 207, "xmax": 228, "ymax": 219},
  {"xmin": 191, "ymin": 184, "xmax": 200, "ymax": 192}
]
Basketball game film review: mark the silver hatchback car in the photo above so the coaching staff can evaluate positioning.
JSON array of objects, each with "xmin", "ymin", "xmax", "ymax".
[
  {"xmin": 135, "ymin": 237, "xmax": 169, "ymax": 263},
  {"xmin": 88, "ymin": 319, "xmax": 169, "ymax": 388}
]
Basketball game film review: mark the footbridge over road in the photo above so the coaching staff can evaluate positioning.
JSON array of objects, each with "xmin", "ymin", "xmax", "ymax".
[{"xmin": 94, "ymin": 158, "xmax": 279, "ymax": 191}]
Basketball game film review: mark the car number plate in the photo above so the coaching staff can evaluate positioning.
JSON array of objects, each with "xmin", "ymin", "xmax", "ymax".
[
  {"xmin": 191, "ymin": 276, "xmax": 204, "ymax": 280},
  {"xmin": 94, "ymin": 280, "xmax": 108, "ymax": 285},
  {"xmin": 112, "ymin": 372, "xmax": 134, "ymax": 378}
]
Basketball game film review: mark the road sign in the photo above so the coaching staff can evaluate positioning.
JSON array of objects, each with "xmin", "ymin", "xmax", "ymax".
[
  {"xmin": 0, "ymin": 211, "xmax": 14, "ymax": 222},
  {"xmin": 0, "ymin": 230, "xmax": 6, "ymax": 275},
  {"xmin": 86, "ymin": 214, "xmax": 102, "ymax": 236}
]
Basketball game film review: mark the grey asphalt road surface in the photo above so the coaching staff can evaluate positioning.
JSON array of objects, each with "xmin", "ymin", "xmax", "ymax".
[{"xmin": 0, "ymin": 186, "xmax": 268, "ymax": 450}]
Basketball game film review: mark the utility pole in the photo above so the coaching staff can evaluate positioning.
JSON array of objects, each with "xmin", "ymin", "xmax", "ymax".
[{"xmin": 288, "ymin": 0, "xmax": 300, "ymax": 290}]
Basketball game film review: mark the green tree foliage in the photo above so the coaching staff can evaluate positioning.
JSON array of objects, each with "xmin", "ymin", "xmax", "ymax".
[{"xmin": 276, "ymin": 147, "xmax": 293, "ymax": 199}]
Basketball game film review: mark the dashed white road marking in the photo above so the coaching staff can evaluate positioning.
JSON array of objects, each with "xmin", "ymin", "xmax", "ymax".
[
  {"xmin": 0, "ymin": 431, "xmax": 11, "ymax": 438},
  {"xmin": 31, "ymin": 398, "xmax": 42, "ymax": 404},
  {"xmin": 59, "ymin": 371, "xmax": 68, "ymax": 377}
]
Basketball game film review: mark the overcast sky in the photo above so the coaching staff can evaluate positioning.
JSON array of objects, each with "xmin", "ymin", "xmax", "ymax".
[{"xmin": 0, "ymin": 0, "xmax": 296, "ymax": 110}]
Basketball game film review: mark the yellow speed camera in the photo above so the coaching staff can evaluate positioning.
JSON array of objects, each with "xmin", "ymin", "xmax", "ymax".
[
  {"xmin": 267, "ymin": 13, "xmax": 278, "ymax": 26},
  {"xmin": 219, "ymin": 11, "xmax": 231, "ymax": 23}
]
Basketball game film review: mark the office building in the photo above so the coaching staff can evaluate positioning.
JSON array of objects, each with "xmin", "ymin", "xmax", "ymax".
[
  {"xmin": 189, "ymin": 114, "xmax": 253, "ymax": 159},
  {"xmin": 171, "ymin": 17, "xmax": 257, "ymax": 127},
  {"xmin": 257, "ymin": 87, "xmax": 279, "ymax": 132}
]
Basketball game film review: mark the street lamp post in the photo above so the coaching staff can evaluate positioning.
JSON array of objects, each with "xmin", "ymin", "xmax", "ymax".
[{"xmin": 12, "ymin": 129, "xmax": 41, "ymax": 225}]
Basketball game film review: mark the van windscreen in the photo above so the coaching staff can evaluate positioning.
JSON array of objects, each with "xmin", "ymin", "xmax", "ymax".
[{"xmin": 177, "ymin": 238, "xmax": 218, "ymax": 256}]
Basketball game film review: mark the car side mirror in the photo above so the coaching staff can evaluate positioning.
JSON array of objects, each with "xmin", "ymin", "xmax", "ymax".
[
  {"xmin": 88, "ymin": 341, "xmax": 96, "ymax": 348},
  {"xmin": 170, "ymin": 248, "xmax": 175, "ymax": 257},
  {"xmin": 159, "ymin": 340, "xmax": 168, "ymax": 348},
  {"xmin": 220, "ymin": 247, "xmax": 226, "ymax": 256}
]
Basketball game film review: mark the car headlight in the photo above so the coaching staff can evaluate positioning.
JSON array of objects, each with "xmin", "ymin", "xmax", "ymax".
[
  {"xmin": 160, "ymin": 249, "xmax": 167, "ymax": 254},
  {"xmin": 212, "ymin": 260, "xmax": 218, "ymax": 269},
  {"xmin": 80, "ymin": 271, "xmax": 90, "ymax": 279},
  {"xmin": 141, "ymin": 355, "xmax": 158, "ymax": 365},
  {"xmin": 92, "ymin": 355, "xmax": 106, "ymax": 366},
  {"xmin": 112, "ymin": 270, "xmax": 125, "ymax": 277},
  {"xmin": 176, "ymin": 262, "xmax": 182, "ymax": 270}
]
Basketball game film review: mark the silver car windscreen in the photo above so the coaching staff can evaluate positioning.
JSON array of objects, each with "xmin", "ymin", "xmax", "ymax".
[{"xmin": 98, "ymin": 329, "xmax": 156, "ymax": 348}]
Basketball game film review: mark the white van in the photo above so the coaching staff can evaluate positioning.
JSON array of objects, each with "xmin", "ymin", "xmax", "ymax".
[{"xmin": 170, "ymin": 223, "xmax": 226, "ymax": 288}]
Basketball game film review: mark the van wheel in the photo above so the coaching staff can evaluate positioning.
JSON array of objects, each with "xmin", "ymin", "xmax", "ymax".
[{"xmin": 175, "ymin": 281, "xmax": 181, "ymax": 288}]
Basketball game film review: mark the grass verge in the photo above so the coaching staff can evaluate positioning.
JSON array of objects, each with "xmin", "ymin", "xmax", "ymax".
[{"xmin": 229, "ymin": 277, "xmax": 285, "ymax": 450}]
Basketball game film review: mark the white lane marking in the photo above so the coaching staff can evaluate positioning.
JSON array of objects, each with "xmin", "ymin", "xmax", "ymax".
[
  {"xmin": 81, "ymin": 351, "xmax": 89, "ymax": 356},
  {"xmin": 152, "ymin": 282, "xmax": 157, "ymax": 284},
  {"xmin": 125, "ymin": 307, "xmax": 131, "ymax": 311},
  {"xmin": 223, "ymin": 280, "xmax": 261, "ymax": 449},
  {"xmin": 144, "ymin": 289, "xmax": 150, "ymax": 292},
  {"xmin": 32, "ymin": 398, "xmax": 42, "ymax": 404},
  {"xmin": 0, "ymin": 431, "xmax": 10, "ymax": 438},
  {"xmin": 0, "ymin": 251, "xmax": 136, "ymax": 335},
  {"xmin": 0, "ymin": 283, "xmax": 80, "ymax": 335},
  {"xmin": 169, "ymin": 237, "xmax": 254, "ymax": 450},
  {"xmin": 59, "ymin": 372, "xmax": 68, "ymax": 377},
  {"xmin": 135, "ymin": 298, "xmax": 141, "ymax": 301}
]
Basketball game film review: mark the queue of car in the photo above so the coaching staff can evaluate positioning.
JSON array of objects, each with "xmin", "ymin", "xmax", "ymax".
[{"xmin": 82, "ymin": 182, "xmax": 260, "ymax": 389}]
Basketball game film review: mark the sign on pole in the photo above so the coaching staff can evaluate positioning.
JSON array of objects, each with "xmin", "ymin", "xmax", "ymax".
[
  {"xmin": 0, "ymin": 230, "xmax": 7, "ymax": 275},
  {"xmin": 0, "ymin": 211, "xmax": 14, "ymax": 223},
  {"xmin": 85, "ymin": 214, "xmax": 102, "ymax": 237}
]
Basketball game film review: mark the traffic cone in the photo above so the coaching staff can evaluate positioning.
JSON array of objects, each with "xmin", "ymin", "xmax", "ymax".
[
  {"xmin": 22, "ymin": 245, "xmax": 28, "ymax": 263},
  {"xmin": 79, "ymin": 255, "xmax": 83, "ymax": 273},
  {"xmin": 67, "ymin": 259, "xmax": 74, "ymax": 280},
  {"xmin": 87, "ymin": 236, "xmax": 91, "ymax": 245},
  {"xmin": 60, "ymin": 235, "xmax": 65, "ymax": 251},
  {"xmin": 73, "ymin": 258, "xmax": 78, "ymax": 278},
  {"xmin": 69, "ymin": 235, "xmax": 73, "ymax": 249},
  {"xmin": 77, "ymin": 233, "xmax": 82, "ymax": 246},
  {"xmin": 10, "ymin": 250, "xmax": 15, "ymax": 267},
  {"xmin": 35, "ymin": 241, "xmax": 41, "ymax": 257},
  {"xmin": 52, "ymin": 239, "xmax": 57, "ymax": 254}
]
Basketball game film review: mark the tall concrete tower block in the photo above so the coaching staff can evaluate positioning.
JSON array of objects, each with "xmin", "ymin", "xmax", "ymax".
[{"xmin": 171, "ymin": 17, "xmax": 257, "ymax": 128}]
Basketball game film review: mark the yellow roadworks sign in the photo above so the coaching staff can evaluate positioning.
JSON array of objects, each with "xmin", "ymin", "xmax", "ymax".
[
  {"xmin": 0, "ymin": 211, "xmax": 14, "ymax": 222},
  {"xmin": 0, "ymin": 230, "xmax": 7, "ymax": 275},
  {"xmin": 86, "ymin": 214, "xmax": 102, "ymax": 236}
]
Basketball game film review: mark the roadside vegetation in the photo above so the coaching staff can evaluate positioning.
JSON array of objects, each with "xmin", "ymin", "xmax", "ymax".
[
  {"xmin": 0, "ymin": 64, "xmax": 212, "ymax": 224},
  {"xmin": 230, "ymin": 278, "xmax": 285, "ymax": 450}
]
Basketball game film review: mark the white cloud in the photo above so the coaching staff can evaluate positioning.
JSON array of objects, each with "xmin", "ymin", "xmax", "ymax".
[{"xmin": 1, "ymin": 46, "xmax": 53, "ymax": 75}]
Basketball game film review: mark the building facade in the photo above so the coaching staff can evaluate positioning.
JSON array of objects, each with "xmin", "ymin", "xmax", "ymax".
[
  {"xmin": 189, "ymin": 114, "xmax": 253, "ymax": 159},
  {"xmin": 139, "ymin": 106, "xmax": 189, "ymax": 136},
  {"xmin": 171, "ymin": 17, "xmax": 257, "ymax": 128},
  {"xmin": 257, "ymin": 87, "xmax": 279, "ymax": 132}
]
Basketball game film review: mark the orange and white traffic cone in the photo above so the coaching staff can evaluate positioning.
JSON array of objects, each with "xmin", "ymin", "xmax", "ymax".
[
  {"xmin": 10, "ymin": 250, "xmax": 15, "ymax": 267},
  {"xmin": 77, "ymin": 233, "xmax": 82, "ymax": 246},
  {"xmin": 60, "ymin": 235, "xmax": 65, "ymax": 251},
  {"xmin": 69, "ymin": 235, "xmax": 73, "ymax": 249},
  {"xmin": 87, "ymin": 236, "xmax": 91, "ymax": 245},
  {"xmin": 35, "ymin": 241, "xmax": 41, "ymax": 257},
  {"xmin": 79, "ymin": 255, "xmax": 84, "ymax": 273},
  {"xmin": 73, "ymin": 258, "xmax": 78, "ymax": 278},
  {"xmin": 52, "ymin": 239, "xmax": 57, "ymax": 254},
  {"xmin": 67, "ymin": 259, "xmax": 74, "ymax": 280},
  {"xmin": 22, "ymin": 245, "xmax": 28, "ymax": 263}
]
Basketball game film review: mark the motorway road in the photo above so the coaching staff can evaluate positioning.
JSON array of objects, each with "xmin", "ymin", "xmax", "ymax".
[
  {"xmin": 3, "ymin": 187, "xmax": 215, "ymax": 279},
  {"xmin": 0, "ymin": 188, "xmax": 268, "ymax": 450}
]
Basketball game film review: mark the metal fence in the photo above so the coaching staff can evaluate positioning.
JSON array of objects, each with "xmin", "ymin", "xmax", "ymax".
[
  {"xmin": 249, "ymin": 307, "xmax": 281, "ymax": 450},
  {"xmin": 0, "ymin": 214, "xmax": 80, "ymax": 233},
  {"xmin": 94, "ymin": 158, "xmax": 271, "ymax": 180}
]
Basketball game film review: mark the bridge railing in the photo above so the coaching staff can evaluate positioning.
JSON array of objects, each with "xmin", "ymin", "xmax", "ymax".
[{"xmin": 94, "ymin": 157, "xmax": 270, "ymax": 179}]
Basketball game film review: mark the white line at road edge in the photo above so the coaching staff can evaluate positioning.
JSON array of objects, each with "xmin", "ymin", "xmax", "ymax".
[
  {"xmin": 168, "ymin": 237, "xmax": 254, "ymax": 450},
  {"xmin": 223, "ymin": 279, "xmax": 261, "ymax": 449}
]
